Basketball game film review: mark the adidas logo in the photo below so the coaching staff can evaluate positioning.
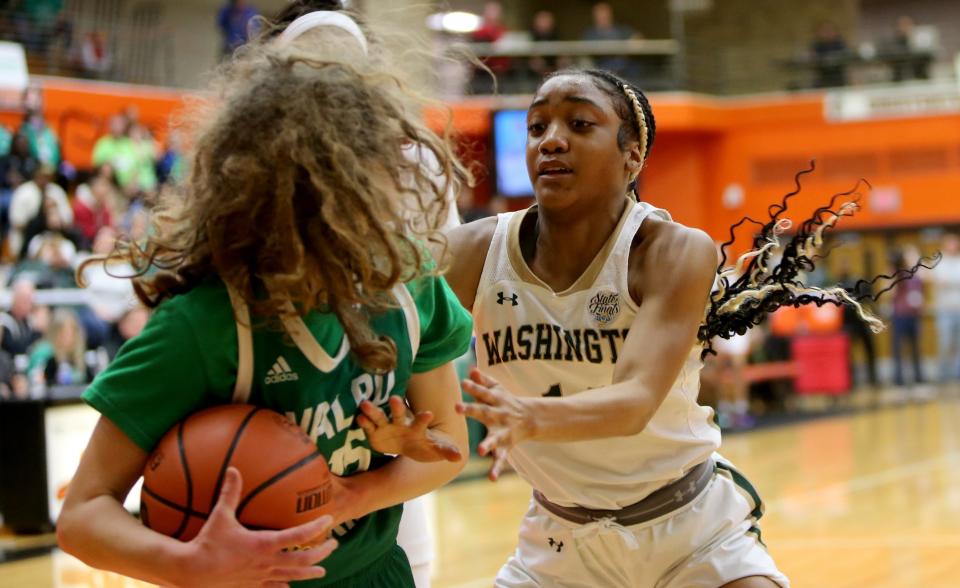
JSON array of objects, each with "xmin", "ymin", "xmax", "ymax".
[{"xmin": 265, "ymin": 356, "xmax": 299, "ymax": 385}]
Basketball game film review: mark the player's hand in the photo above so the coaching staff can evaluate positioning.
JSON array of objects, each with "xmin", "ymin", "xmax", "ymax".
[
  {"xmin": 181, "ymin": 468, "xmax": 337, "ymax": 588},
  {"xmin": 357, "ymin": 396, "xmax": 462, "ymax": 463},
  {"xmin": 457, "ymin": 368, "xmax": 536, "ymax": 470}
]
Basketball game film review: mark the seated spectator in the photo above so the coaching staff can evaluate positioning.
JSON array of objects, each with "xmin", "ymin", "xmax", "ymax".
[
  {"xmin": 27, "ymin": 308, "xmax": 90, "ymax": 387},
  {"xmin": 19, "ymin": 108, "xmax": 61, "ymax": 171},
  {"xmin": 76, "ymin": 227, "xmax": 137, "ymax": 345},
  {"xmin": 92, "ymin": 115, "xmax": 138, "ymax": 192},
  {"xmin": 157, "ymin": 130, "xmax": 185, "ymax": 185},
  {"xmin": 810, "ymin": 21, "xmax": 849, "ymax": 88},
  {"xmin": 73, "ymin": 171, "xmax": 117, "ymax": 248},
  {"xmin": 470, "ymin": 2, "xmax": 511, "ymax": 94},
  {"xmin": 1, "ymin": 133, "xmax": 40, "ymax": 191},
  {"xmin": 25, "ymin": 200, "xmax": 79, "ymax": 268},
  {"xmin": 218, "ymin": 0, "xmax": 259, "ymax": 56},
  {"xmin": 0, "ymin": 123, "xmax": 11, "ymax": 156},
  {"xmin": 8, "ymin": 165, "xmax": 72, "ymax": 258},
  {"xmin": 582, "ymin": 2, "xmax": 635, "ymax": 77},
  {"xmin": 13, "ymin": 0, "xmax": 65, "ymax": 53},
  {"xmin": 528, "ymin": 10, "xmax": 560, "ymax": 78},
  {"xmin": 0, "ymin": 279, "xmax": 46, "ymax": 357},
  {"xmin": 128, "ymin": 123, "xmax": 159, "ymax": 196},
  {"xmin": 103, "ymin": 307, "xmax": 149, "ymax": 360},
  {"xmin": 80, "ymin": 31, "xmax": 113, "ymax": 79},
  {"xmin": 890, "ymin": 16, "xmax": 931, "ymax": 82}
]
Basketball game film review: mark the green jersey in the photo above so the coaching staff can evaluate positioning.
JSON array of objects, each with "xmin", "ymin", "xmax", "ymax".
[{"xmin": 83, "ymin": 273, "xmax": 473, "ymax": 586}]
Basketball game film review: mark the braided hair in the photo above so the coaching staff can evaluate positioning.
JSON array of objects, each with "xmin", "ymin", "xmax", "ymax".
[
  {"xmin": 699, "ymin": 161, "xmax": 940, "ymax": 359},
  {"xmin": 539, "ymin": 68, "xmax": 655, "ymax": 180}
]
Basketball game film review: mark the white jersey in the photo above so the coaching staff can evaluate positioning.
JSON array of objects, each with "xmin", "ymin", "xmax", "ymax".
[{"xmin": 473, "ymin": 200, "xmax": 721, "ymax": 509}]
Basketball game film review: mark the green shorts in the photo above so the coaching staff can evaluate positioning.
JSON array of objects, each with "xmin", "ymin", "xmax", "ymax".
[{"xmin": 299, "ymin": 544, "xmax": 415, "ymax": 588}]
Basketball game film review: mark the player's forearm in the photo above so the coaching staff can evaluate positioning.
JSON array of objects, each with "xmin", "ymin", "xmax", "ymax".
[
  {"xmin": 526, "ymin": 377, "xmax": 658, "ymax": 442},
  {"xmin": 57, "ymin": 495, "xmax": 192, "ymax": 586}
]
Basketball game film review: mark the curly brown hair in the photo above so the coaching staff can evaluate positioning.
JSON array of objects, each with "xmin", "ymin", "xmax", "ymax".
[{"xmin": 81, "ymin": 28, "xmax": 468, "ymax": 373}]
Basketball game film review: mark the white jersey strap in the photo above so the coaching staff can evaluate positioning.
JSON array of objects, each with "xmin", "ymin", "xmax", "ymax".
[
  {"xmin": 393, "ymin": 283, "xmax": 420, "ymax": 361},
  {"xmin": 226, "ymin": 285, "xmax": 254, "ymax": 404},
  {"xmin": 281, "ymin": 303, "xmax": 350, "ymax": 373}
]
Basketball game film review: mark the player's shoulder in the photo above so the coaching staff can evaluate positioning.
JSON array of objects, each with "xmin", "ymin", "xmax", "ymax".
[
  {"xmin": 440, "ymin": 216, "xmax": 499, "ymax": 311},
  {"xmin": 156, "ymin": 277, "xmax": 236, "ymax": 332},
  {"xmin": 631, "ymin": 216, "xmax": 717, "ymax": 289}
]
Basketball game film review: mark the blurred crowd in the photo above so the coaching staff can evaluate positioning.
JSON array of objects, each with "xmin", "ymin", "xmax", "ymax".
[
  {"xmin": 0, "ymin": 91, "xmax": 181, "ymax": 400},
  {"xmin": 467, "ymin": 2, "xmax": 648, "ymax": 94},
  {"xmin": 807, "ymin": 15, "xmax": 936, "ymax": 88}
]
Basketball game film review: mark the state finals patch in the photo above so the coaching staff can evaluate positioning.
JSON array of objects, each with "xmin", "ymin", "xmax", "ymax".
[{"xmin": 588, "ymin": 290, "xmax": 620, "ymax": 325}]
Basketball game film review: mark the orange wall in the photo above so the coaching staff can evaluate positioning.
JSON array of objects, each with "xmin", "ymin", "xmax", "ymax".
[{"xmin": 7, "ymin": 77, "xmax": 960, "ymax": 241}]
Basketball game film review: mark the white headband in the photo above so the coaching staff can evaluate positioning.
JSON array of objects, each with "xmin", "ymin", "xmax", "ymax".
[{"xmin": 278, "ymin": 11, "xmax": 368, "ymax": 54}]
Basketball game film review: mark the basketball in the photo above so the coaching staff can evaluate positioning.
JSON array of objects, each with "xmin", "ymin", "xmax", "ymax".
[{"xmin": 140, "ymin": 404, "xmax": 333, "ymax": 542}]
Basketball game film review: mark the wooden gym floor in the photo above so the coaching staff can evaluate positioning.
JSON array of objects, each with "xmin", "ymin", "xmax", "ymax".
[{"xmin": 3, "ymin": 389, "xmax": 960, "ymax": 587}]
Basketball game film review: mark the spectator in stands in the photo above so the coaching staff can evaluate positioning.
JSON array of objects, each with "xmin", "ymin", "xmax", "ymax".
[
  {"xmin": 103, "ymin": 307, "xmax": 149, "ymax": 360},
  {"xmin": 582, "ymin": 2, "xmax": 635, "ymax": 77},
  {"xmin": 12, "ymin": 0, "xmax": 65, "ymax": 53},
  {"xmin": 1, "ymin": 133, "xmax": 39, "ymax": 252},
  {"xmin": 470, "ymin": 2, "xmax": 511, "ymax": 94},
  {"xmin": 0, "ymin": 123, "xmax": 11, "ymax": 156},
  {"xmin": 838, "ymin": 260, "xmax": 879, "ymax": 387},
  {"xmin": 93, "ymin": 115, "xmax": 139, "ymax": 194},
  {"xmin": 527, "ymin": 10, "xmax": 568, "ymax": 80},
  {"xmin": 890, "ymin": 16, "xmax": 931, "ymax": 82},
  {"xmin": 157, "ymin": 130, "xmax": 185, "ymax": 185},
  {"xmin": 80, "ymin": 31, "xmax": 113, "ymax": 79},
  {"xmin": 24, "ymin": 197, "xmax": 80, "ymax": 268},
  {"xmin": 8, "ymin": 164, "xmax": 72, "ymax": 258},
  {"xmin": 932, "ymin": 233, "xmax": 960, "ymax": 382},
  {"xmin": 1, "ymin": 133, "xmax": 39, "ymax": 191},
  {"xmin": 128, "ymin": 123, "xmax": 159, "ymax": 196},
  {"xmin": 73, "ymin": 170, "xmax": 117, "ymax": 249},
  {"xmin": 810, "ymin": 21, "xmax": 849, "ymax": 88},
  {"xmin": 891, "ymin": 249, "xmax": 926, "ymax": 387},
  {"xmin": 0, "ymin": 279, "xmax": 46, "ymax": 357},
  {"xmin": 27, "ymin": 308, "xmax": 90, "ymax": 387},
  {"xmin": 77, "ymin": 227, "xmax": 136, "ymax": 326},
  {"xmin": 218, "ymin": 0, "xmax": 259, "ymax": 56},
  {"xmin": 19, "ymin": 108, "xmax": 61, "ymax": 171}
]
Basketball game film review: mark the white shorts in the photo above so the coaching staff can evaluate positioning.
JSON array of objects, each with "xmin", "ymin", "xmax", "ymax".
[
  {"xmin": 496, "ymin": 458, "xmax": 789, "ymax": 588},
  {"xmin": 398, "ymin": 494, "xmax": 435, "ymax": 567}
]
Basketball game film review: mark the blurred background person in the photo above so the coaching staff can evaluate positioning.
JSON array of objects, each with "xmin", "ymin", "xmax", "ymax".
[
  {"xmin": 156, "ymin": 129, "xmax": 185, "ymax": 186},
  {"xmin": 72, "ymin": 165, "xmax": 119, "ymax": 250},
  {"xmin": 810, "ymin": 21, "xmax": 849, "ymax": 88},
  {"xmin": 837, "ymin": 259, "xmax": 879, "ymax": 388},
  {"xmin": 582, "ymin": 2, "xmax": 635, "ymax": 77},
  {"xmin": 217, "ymin": 0, "xmax": 259, "ymax": 56},
  {"xmin": 0, "ymin": 279, "xmax": 46, "ymax": 358},
  {"xmin": 18, "ymin": 107, "xmax": 61, "ymax": 173},
  {"xmin": 932, "ymin": 233, "xmax": 960, "ymax": 382},
  {"xmin": 27, "ymin": 308, "xmax": 90, "ymax": 387},
  {"xmin": 7, "ymin": 164, "xmax": 72, "ymax": 259},
  {"xmin": 891, "ymin": 248, "xmax": 927, "ymax": 387},
  {"xmin": 470, "ymin": 2, "xmax": 511, "ymax": 94},
  {"xmin": 527, "ymin": 10, "xmax": 560, "ymax": 79}
]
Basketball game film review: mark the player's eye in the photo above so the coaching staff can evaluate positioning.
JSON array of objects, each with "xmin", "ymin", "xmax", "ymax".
[
  {"xmin": 571, "ymin": 119, "xmax": 594, "ymax": 130},
  {"xmin": 528, "ymin": 122, "xmax": 546, "ymax": 134}
]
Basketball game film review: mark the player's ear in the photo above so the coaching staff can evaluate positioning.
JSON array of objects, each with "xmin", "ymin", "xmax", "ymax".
[{"xmin": 625, "ymin": 141, "xmax": 643, "ymax": 181}]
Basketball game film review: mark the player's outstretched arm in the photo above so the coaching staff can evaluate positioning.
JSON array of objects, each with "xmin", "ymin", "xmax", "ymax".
[
  {"xmin": 332, "ymin": 362, "xmax": 469, "ymax": 520},
  {"xmin": 460, "ymin": 222, "xmax": 717, "ymax": 448},
  {"xmin": 57, "ymin": 417, "xmax": 337, "ymax": 588}
]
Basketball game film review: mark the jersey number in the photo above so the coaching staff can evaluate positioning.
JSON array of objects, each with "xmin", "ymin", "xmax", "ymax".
[
  {"xmin": 542, "ymin": 383, "xmax": 562, "ymax": 398},
  {"xmin": 328, "ymin": 428, "xmax": 372, "ymax": 475}
]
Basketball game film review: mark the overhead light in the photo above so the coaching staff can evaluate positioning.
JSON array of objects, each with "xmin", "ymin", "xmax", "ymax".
[{"xmin": 426, "ymin": 11, "xmax": 481, "ymax": 33}]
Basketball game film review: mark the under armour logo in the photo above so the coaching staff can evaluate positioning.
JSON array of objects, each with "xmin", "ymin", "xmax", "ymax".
[
  {"xmin": 548, "ymin": 537, "xmax": 564, "ymax": 552},
  {"xmin": 497, "ymin": 292, "xmax": 519, "ymax": 306}
]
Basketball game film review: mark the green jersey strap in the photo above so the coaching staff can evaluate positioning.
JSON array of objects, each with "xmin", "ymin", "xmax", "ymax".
[{"xmin": 226, "ymin": 284, "xmax": 421, "ymax": 404}]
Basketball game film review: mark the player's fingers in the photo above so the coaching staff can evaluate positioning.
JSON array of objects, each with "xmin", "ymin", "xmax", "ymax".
[
  {"xmin": 268, "ymin": 566, "xmax": 328, "ymax": 582},
  {"xmin": 359, "ymin": 400, "xmax": 389, "ymax": 428},
  {"xmin": 469, "ymin": 367, "xmax": 501, "ymax": 388},
  {"xmin": 461, "ymin": 378, "xmax": 500, "ymax": 405},
  {"xmin": 457, "ymin": 402, "xmax": 504, "ymax": 426},
  {"xmin": 479, "ymin": 429, "xmax": 512, "ymax": 457},
  {"xmin": 388, "ymin": 396, "xmax": 411, "ymax": 426},
  {"xmin": 356, "ymin": 414, "xmax": 376, "ymax": 437},
  {"xmin": 212, "ymin": 467, "xmax": 242, "ymax": 517},
  {"xmin": 265, "ymin": 515, "xmax": 334, "ymax": 551},
  {"xmin": 489, "ymin": 449, "xmax": 509, "ymax": 481},
  {"xmin": 411, "ymin": 411, "xmax": 434, "ymax": 432},
  {"xmin": 275, "ymin": 539, "xmax": 338, "ymax": 568}
]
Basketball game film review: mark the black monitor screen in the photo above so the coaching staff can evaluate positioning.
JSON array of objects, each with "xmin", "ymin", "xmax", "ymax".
[{"xmin": 493, "ymin": 109, "xmax": 533, "ymax": 197}]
